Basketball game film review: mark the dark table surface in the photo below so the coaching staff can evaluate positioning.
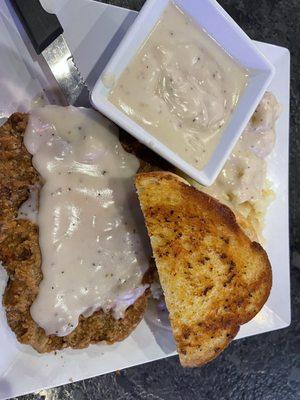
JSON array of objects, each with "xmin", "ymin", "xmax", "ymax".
[{"xmin": 18, "ymin": 1, "xmax": 300, "ymax": 399}]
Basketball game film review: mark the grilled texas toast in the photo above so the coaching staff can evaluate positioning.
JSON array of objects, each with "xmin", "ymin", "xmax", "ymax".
[
  {"xmin": 0, "ymin": 113, "xmax": 149, "ymax": 353},
  {"xmin": 135, "ymin": 172, "xmax": 272, "ymax": 367}
]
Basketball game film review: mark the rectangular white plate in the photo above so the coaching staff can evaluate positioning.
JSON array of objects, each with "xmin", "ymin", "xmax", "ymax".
[{"xmin": 0, "ymin": 1, "xmax": 290, "ymax": 399}]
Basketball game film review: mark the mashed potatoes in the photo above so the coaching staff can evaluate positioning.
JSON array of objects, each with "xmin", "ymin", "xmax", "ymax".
[{"xmin": 179, "ymin": 92, "xmax": 280, "ymax": 242}]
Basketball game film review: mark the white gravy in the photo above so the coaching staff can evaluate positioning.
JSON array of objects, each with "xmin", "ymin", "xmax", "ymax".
[
  {"xmin": 200, "ymin": 92, "xmax": 280, "ymax": 205},
  {"xmin": 23, "ymin": 106, "xmax": 150, "ymax": 336},
  {"xmin": 109, "ymin": 2, "xmax": 249, "ymax": 169},
  {"xmin": 17, "ymin": 185, "xmax": 39, "ymax": 224}
]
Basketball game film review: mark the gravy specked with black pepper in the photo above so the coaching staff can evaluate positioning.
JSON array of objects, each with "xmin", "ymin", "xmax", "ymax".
[
  {"xmin": 109, "ymin": 2, "xmax": 249, "ymax": 169},
  {"xmin": 23, "ymin": 106, "xmax": 150, "ymax": 336}
]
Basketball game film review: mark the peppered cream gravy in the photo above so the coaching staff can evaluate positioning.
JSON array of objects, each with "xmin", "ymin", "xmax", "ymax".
[
  {"xmin": 109, "ymin": 2, "xmax": 249, "ymax": 169},
  {"xmin": 201, "ymin": 92, "xmax": 280, "ymax": 205},
  {"xmin": 23, "ymin": 106, "xmax": 150, "ymax": 336}
]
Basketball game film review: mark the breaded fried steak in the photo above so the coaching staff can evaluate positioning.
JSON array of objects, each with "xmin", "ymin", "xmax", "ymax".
[{"xmin": 0, "ymin": 113, "xmax": 149, "ymax": 353}]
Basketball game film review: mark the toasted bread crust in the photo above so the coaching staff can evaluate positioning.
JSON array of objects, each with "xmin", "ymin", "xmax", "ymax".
[
  {"xmin": 0, "ymin": 113, "xmax": 149, "ymax": 353},
  {"xmin": 135, "ymin": 172, "xmax": 272, "ymax": 367}
]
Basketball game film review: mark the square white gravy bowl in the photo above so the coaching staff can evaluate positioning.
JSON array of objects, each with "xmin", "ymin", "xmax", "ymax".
[{"xmin": 91, "ymin": 0, "xmax": 275, "ymax": 186}]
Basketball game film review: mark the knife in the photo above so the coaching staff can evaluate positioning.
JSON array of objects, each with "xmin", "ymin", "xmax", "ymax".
[{"xmin": 11, "ymin": 0, "xmax": 88, "ymax": 105}]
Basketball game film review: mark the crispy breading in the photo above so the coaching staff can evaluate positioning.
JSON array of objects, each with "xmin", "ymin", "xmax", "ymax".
[
  {"xmin": 0, "ymin": 113, "xmax": 149, "ymax": 353},
  {"xmin": 135, "ymin": 172, "xmax": 272, "ymax": 367}
]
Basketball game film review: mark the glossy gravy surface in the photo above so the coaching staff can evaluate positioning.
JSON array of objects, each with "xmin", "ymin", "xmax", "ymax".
[
  {"xmin": 109, "ymin": 2, "xmax": 248, "ymax": 169},
  {"xmin": 24, "ymin": 106, "xmax": 149, "ymax": 336}
]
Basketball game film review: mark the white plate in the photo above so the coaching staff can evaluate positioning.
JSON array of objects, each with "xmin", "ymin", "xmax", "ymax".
[{"xmin": 0, "ymin": 1, "xmax": 290, "ymax": 399}]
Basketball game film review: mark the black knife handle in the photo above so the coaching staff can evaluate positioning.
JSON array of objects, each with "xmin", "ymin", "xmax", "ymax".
[{"xmin": 11, "ymin": 0, "xmax": 63, "ymax": 54}]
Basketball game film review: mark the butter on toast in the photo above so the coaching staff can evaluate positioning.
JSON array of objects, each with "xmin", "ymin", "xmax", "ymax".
[{"xmin": 135, "ymin": 171, "xmax": 272, "ymax": 367}]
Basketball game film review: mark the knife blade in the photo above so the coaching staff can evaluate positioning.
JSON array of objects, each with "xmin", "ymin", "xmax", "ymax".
[{"xmin": 11, "ymin": 0, "xmax": 88, "ymax": 106}]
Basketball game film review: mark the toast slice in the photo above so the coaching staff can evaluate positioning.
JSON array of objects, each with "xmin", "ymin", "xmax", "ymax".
[
  {"xmin": 135, "ymin": 171, "xmax": 272, "ymax": 367},
  {"xmin": 0, "ymin": 113, "xmax": 149, "ymax": 353}
]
